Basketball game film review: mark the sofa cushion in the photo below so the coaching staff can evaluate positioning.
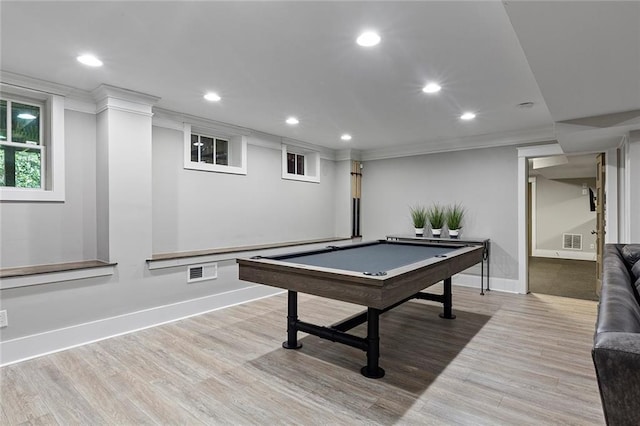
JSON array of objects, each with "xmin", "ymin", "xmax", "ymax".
[
  {"xmin": 621, "ymin": 244, "xmax": 640, "ymax": 267},
  {"xmin": 632, "ymin": 259, "xmax": 640, "ymax": 280}
]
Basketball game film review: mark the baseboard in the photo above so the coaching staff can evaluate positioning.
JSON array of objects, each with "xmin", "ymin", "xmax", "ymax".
[
  {"xmin": 0, "ymin": 285, "xmax": 284, "ymax": 367},
  {"xmin": 453, "ymin": 273, "xmax": 523, "ymax": 294},
  {"xmin": 532, "ymin": 249, "xmax": 596, "ymax": 261}
]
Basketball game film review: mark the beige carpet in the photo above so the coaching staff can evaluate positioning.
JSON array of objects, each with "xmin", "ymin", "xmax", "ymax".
[{"xmin": 528, "ymin": 257, "xmax": 598, "ymax": 301}]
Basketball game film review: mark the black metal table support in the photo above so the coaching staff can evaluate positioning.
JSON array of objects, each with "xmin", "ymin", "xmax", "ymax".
[
  {"xmin": 438, "ymin": 277, "xmax": 456, "ymax": 319},
  {"xmin": 281, "ymin": 280, "xmax": 456, "ymax": 378},
  {"xmin": 282, "ymin": 290, "xmax": 302, "ymax": 349},
  {"xmin": 361, "ymin": 308, "xmax": 385, "ymax": 379}
]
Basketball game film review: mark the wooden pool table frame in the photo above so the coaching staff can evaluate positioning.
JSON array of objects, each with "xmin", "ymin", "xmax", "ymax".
[{"xmin": 237, "ymin": 240, "xmax": 484, "ymax": 378}]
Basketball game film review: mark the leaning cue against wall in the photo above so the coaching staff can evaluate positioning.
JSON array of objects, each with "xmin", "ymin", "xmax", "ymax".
[{"xmin": 351, "ymin": 161, "xmax": 362, "ymax": 237}]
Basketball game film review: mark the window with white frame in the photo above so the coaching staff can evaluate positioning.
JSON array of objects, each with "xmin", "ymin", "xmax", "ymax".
[
  {"xmin": 183, "ymin": 123, "xmax": 247, "ymax": 175},
  {"xmin": 0, "ymin": 85, "xmax": 65, "ymax": 202},
  {"xmin": 0, "ymin": 97, "xmax": 44, "ymax": 188},
  {"xmin": 287, "ymin": 152, "xmax": 305, "ymax": 175},
  {"xmin": 282, "ymin": 145, "xmax": 320, "ymax": 183}
]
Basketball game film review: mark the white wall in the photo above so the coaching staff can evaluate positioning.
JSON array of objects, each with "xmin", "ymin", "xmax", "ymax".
[
  {"xmin": 152, "ymin": 127, "xmax": 338, "ymax": 253},
  {"xmin": 0, "ymin": 110, "xmax": 97, "ymax": 268},
  {"xmin": 533, "ymin": 176, "xmax": 596, "ymax": 257},
  {"xmin": 0, "ymin": 106, "xmax": 343, "ymax": 356},
  {"xmin": 360, "ymin": 145, "xmax": 519, "ymax": 281}
]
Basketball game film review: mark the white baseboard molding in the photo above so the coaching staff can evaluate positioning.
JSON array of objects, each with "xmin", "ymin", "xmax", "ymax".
[
  {"xmin": 532, "ymin": 249, "xmax": 596, "ymax": 261},
  {"xmin": 0, "ymin": 285, "xmax": 284, "ymax": 367},
  {"xmin": 453, "ymin": 273, "xmax": 523, "ymax": 294}
]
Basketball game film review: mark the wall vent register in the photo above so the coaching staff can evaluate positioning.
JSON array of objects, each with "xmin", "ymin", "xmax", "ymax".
[
  {"xmin": 562, "ymin": 233, "xmax": 583, "ymax": 251},
  {"xmin": 187, "ymin": 263, "xmax": 218, "ymax": 283}
]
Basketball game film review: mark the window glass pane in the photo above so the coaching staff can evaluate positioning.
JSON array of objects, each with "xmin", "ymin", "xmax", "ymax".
[
  {"xmin": 0, "ymin": 100, "xmax": 7, "ymax": 142},
  {"xmin": 0, "ymin": 148, "xmax": 5, "ymax": 186},
  {"xmin": 15, "ymin": 148, "xmax": 41, "ymax": 188},
  {"xmin": 201, "ymin": 136, "xmax": 214, "ymax": 164},
  {"xmin": 12, "ymin": 102, "xmax": 40, "ymax": 145},
  {"xmin": 296, "ymin": 154, "xmax": 305, "ymax": 175},
  {"xmin": 191, "ymin": 134, "xmax": 199, "ymax": 162},
  {"xmin": 216, "ymin": 139, "xmax": 228, "ymax": 165},
  {"xmin": 287, "ymin": 153, "xmax": 296, "ymax": 174}
]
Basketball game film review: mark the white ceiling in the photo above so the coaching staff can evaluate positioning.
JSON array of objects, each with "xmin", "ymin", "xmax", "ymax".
[{"xmin": 1, "ymin": 1, "xmax": 638, "ymax": 155}]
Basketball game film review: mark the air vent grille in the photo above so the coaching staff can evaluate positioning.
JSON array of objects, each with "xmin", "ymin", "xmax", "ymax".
[
  {"xmin": 562, "ymin": 233, "xmax": 583, "ymax": 250},
  {"xmin": 187, "ymin": 263, "xmax": 217, "ymax": 283}
]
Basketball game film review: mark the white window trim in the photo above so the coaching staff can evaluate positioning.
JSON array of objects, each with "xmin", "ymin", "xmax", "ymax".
[
  {"xmin": 0, "ymin": 86, "xmax": 65, "ymax": 202},
  {"xmin": 281, "ymin": 144, "xmax": 320, "ymax": 183},
  {"xmin": 183, "ymin": 123, "xmax": 247, "ymax": 175}
]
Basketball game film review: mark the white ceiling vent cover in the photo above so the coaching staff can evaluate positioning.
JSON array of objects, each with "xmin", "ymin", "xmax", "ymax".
[
  {"xmin": 187, "ymin": 263, "xmax": 218, "ymax": 283},
  {"xmin": 562, "ymin": 233, "xmax": 583, "ymax": 251}
]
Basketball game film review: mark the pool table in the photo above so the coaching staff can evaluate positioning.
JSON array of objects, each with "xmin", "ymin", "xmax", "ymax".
[{"xmin": 237, "ymin": 240, "xmax": 483, "ymax": 378}]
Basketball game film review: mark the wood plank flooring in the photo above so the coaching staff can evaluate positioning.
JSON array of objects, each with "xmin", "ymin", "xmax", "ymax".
[{"xmin": 0, "ymin": 285, "xmax": 604, "ymax": 425}]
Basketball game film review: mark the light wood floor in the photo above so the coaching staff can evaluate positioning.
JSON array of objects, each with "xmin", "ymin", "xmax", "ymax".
[{"xmin": 0, "ymin": 285, "xmax": 604, "ymax": 425}]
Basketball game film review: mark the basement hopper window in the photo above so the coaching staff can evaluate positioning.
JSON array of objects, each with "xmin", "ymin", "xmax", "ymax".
[
  {"xmin": 183, "ymin": 123, "xmax": 247, "ymax": 175},
  {"xmin": 281, "ymin": 144, "xmax": 320, "ymax": 183}
]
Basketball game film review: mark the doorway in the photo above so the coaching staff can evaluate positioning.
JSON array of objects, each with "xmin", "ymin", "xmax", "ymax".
[{"xmin": 527, "ymin": 154, "xmax": 600, "ymax": 301}]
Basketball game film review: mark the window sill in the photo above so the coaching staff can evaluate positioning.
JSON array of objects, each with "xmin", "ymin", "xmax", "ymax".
[
  {"xmin": 0, "ymin": 260, "xmax": 116, "ymax": 290},
  {"xmin": 282, "ymin": 173, "xmax": 320, "ymax": 183},
  {"xmin": 184, "ymin": 163, "xmax": 247, "ymax": 175},
  {"xmin": 0, "ymin": 187, "xmax": 65, "ymax": 202},
  {"xmin": 147, "ymin": 237, "xmax": 354, "ymax": 270}
]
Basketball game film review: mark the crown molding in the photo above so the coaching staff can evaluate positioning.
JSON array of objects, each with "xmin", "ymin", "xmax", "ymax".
[
  {"xmin": 1, "ymin": 71, "xmax": 96, "ymax": 114},
  {"xmin": 1, "ymin": 70, "xmax": 85, "ymax": 98},
  {"xmin": 334, "ymin": 149, "xmax": 362, "ymax": 161},
  {"xmin": 282, "ymin": 137, "xmax": 335, "ymax": 160},
  {"xmin": 361, "ymin": 126, "xmax": 556, "ymax": 161},
  {"xmin": 92, "ymin": 84, "xmax": 159, "ymax": 116},
  {"xmin": 153, "ymin": 107, "xmax": 252, "ymax": 137}
]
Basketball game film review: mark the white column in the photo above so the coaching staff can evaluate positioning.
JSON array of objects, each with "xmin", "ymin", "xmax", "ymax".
[{"xmin": 93, "ymin": 85, "xmax": 159, "ymax": 274}]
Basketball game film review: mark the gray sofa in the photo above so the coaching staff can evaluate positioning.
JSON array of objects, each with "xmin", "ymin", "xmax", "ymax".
[{"xmin": 592, "ymin": 244, "xmax": 640, "ymax": 425}]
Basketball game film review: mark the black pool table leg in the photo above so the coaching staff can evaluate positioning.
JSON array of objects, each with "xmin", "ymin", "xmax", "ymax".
[
  {"xmin": 361, "ymin": 308, "xmax": 385, "ymax": 379},
  {"xmin": 282, "ymin": 290, "xmax": 303, "ymax": 349},
  {"xmin": 438, "ymin": 277, "xmax": 456, "ymax": 319}
]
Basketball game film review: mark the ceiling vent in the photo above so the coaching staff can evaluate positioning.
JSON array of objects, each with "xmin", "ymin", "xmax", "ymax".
[
  {"xmin": 187, "ymin": 263, "xmax": 218, "ymax": 283},
  {"xmin": 562, "ymin": 233, "xmax": 583, "ymax": 251}
]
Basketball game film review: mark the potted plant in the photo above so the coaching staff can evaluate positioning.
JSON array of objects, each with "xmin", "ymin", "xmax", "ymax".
[
  {"xmin": 426, "ymin": 204, "xmax": 446, "ymax": 237},
  {"xmin": 446, "ymin": 203, "xmax": 465, "ymax": 238},
  {"xmin": 410, "ymin": 205, "xmax": 428, "ymax": 236}
]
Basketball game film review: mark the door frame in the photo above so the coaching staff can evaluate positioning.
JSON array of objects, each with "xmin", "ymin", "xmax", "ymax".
[{"xmin": 516, "ymin": 144, "xmax": 618, "ymax": 294}]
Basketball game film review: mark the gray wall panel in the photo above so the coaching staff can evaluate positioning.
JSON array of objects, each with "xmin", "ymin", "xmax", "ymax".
[{"xmin": 360, "ymin": 146, "xmax": 519, "ymax": 279}]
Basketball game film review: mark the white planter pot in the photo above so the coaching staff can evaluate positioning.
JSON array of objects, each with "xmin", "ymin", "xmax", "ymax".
[
  {"xmin": 414, "ymin": 227, "xmax": 425, "ymax": 236},
  {"xmin": 431, "ymin": 228, "xmax": 442, "ymax": 237},
  {"xmin": 449, "ymin": 229, "xmax": 460, "ymax": 238}
]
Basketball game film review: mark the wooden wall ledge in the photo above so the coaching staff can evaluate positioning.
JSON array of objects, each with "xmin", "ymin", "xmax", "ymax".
[
  {"xmin": 149, "ymin": 237, "xmax": 354, "ymax": 262},
  {"xmin": 0, "ymin": 260, "xmax": 117, "ymax": 290}
]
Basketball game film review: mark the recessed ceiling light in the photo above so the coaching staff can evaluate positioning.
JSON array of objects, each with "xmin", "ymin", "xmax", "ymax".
[
  {"xmin": 460, "ymin": 112, "xmax": 476, "ymax": 120},
  {"xmin": 204, "ymin": 92, "xmax": 221, "ymax": 102},
  {"xmin": 341, "ymin": 134, "xmax": 352, "ymax": 141},
  {"xmin": 286, "ymin": 117, "xmax": 299, "ymax": 125},
  {"xmin": 77, "ymin": 54, "xmax": 103, "ymax": 67},
  {"xmin": 356, "ymin": 31, "xmax": 381, "ymax": 47},
  {"xmin": 422, "ymin": 83, "xmax": 441, "ymax": 94},
  {"xmin": 17, "ymin": 113, "xmax": 37, "ymax": 120},
  {"xmin": 517, "ymin": 102, "xmax": 535, "ymax": 109}
]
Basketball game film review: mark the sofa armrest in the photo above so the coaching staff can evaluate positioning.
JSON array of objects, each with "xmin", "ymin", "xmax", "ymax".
[{"xmin": 593, "ymin": 332, "xmax": 640, "ymax": 425}]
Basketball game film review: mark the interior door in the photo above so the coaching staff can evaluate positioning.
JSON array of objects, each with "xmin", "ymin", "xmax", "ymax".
[{"xmin": 595, "ymin": 152, "xmax": 606, "ymax": 295}]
